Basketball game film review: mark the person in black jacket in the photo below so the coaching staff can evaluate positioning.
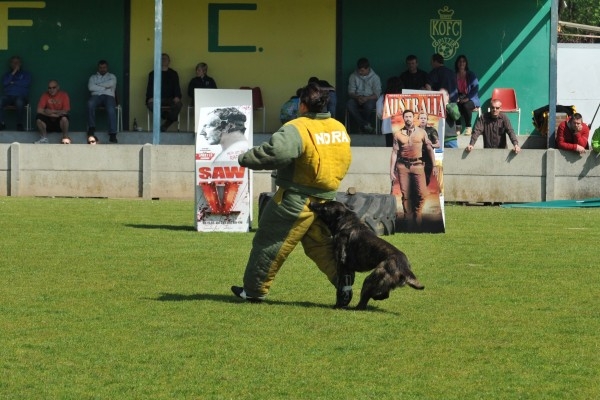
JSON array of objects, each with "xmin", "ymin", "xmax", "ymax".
[
  {"xmin": 146, "ymin": 53, "xmax": 182, "ymax": 132},
  {"xmin": 187, "ymin": 62, "xmax": 217, "ymax": 106}
]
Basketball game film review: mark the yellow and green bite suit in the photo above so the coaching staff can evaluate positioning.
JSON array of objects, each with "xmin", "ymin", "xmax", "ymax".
[{"xmin": 238, "ymin": 112, "xmax": 352, "ymax": 299}]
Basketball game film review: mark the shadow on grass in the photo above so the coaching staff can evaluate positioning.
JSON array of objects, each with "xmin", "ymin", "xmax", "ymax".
[
  {"xmin": 125, "ymin": 224, "xmax": 196, "ymax": 231},
  {"xmin": 149, "ymin": 292, "xmax": 398, "ymax": 314}
]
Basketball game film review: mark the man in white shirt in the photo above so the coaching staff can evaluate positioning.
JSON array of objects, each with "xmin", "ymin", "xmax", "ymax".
[
  {"xmin": 87, "ymin": 59, "xmax": 118, "ymax": 142},
  {"xmin": 347, "ymin": 57, "xmax": 381, "ymax": 134}
]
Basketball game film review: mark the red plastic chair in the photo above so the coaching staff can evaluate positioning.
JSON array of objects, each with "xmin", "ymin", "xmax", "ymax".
[
  {"xmin": 240, "ymin": 86, "xmax": 266, "ymax": 133},
  {"xmin": 492, "ymin": 88, "xmax": 521, "ymax": 134}
]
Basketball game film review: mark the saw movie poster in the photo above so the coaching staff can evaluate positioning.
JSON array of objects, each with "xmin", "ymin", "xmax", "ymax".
[{"xmin": 194, "ymin": 93, "xmax": 253, "ymax": 232}]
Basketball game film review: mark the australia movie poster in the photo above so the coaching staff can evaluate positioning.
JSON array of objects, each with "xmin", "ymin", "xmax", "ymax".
[
  {"xmin": 194, "ymin": 92, "xmax": 253, "ymax": 232},
  {"xmin": 382, "ymin": 91, "xmax": 446, "ymax": 233}
]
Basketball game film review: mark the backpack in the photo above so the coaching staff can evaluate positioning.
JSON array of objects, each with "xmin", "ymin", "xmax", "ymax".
[
  {"xmin": 446, "ymin": 102, "xmax": 460, "ymax": 122},
  {"xmin": 280, "ymin": 97, "xmax": 299, "ymax": 124},
  {"xmin": 592, "ymin": 127, "xmax": 600, "ymax": 154}
]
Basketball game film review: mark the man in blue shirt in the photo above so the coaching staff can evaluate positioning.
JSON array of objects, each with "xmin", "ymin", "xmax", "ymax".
[
  {"xmin": 0, "ymin": 56, "xmax": 32, "ymax": 131},
  {"xmin": 426, "ymin": 53, "xmax": 457, "ymax": 102}
]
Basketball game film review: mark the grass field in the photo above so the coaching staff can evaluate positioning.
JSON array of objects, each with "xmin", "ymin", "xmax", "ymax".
[{"xmin": 1, "ymin": 197, "xmax": 599, "ymax": 399}]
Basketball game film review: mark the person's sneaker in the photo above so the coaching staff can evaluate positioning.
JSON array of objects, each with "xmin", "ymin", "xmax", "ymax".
[
  {"xmin": 16, "ymin": 124, "xmax": 24, "ymax": 132},
  {"xmin": 34, "ymin": 137, "xmax": 49, "ymax": 144},
  {"xmin": 463, "ymin": 127, "xmax": 472, "ymax": 135},
  {"xmin": 231, "ymin": 286, "xmax": 264, "ymax": 303},
  {"xmin": 0, "ymin": 122, "xmax": 5, "ymax": 131},
  {"xmin": 109, "ymin": 133, "xmax": 118, "ymax": 143},
  {"xmin": 87, "ymin": 127, "xmax": 96, "ymax": 136}
]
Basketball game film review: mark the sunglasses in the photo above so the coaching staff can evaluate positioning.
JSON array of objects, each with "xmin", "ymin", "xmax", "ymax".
[
  {"xmin": 48, "ymin": 86, "xmax": 57, "ymax": 89},
  {"xmin": 491, "ymin": 106, "xmax": 501, "ymax": 110},
  {"xmin": 88, "ymin": 140, "xmax": 96, "ymax": 144}
]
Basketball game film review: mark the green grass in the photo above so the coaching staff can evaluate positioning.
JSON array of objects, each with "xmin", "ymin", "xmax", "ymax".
[{"xmin": 1, "ymin": 198, "xmax": 599, "ymax": 399}]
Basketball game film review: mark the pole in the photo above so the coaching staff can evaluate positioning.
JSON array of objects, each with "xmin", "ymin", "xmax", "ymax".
[
  {"xmin": 589, "ymin": 101, "xmax": 600, "ymax": 131},
  {"xmin": 152, "ymin": 0, "xmax": 163, "ymax": 145},
  {"xmin": 548, "ymin": 0, "xmax": 558, "ymax": 148}
]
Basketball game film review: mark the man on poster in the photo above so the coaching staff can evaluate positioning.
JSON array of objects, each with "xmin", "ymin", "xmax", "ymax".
[
  {"xmin": 390, "ymin": 109, "xmax": 437, "ymax": 230},
  {"xmin": 199, "ymin": 107, "xmax": 249, "ymax": 162},
  {"xmin": 418, "ymin": 111, "xmax": 440, "ymax": 187}
]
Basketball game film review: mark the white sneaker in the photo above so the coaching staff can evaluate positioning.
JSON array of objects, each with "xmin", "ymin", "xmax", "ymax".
[{"xmin": 34, "ymin": 137, "xmax": 49, "ymax": 144}]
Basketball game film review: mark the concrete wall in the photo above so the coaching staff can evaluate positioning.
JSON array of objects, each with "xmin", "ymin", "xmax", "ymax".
[
  {"xmin": 444, "ymin": 148, "xmax": 600, "ymax": 202},
  {"xmin": 2, "ymin": 140, "xmax": 599, "ymax": 202}
]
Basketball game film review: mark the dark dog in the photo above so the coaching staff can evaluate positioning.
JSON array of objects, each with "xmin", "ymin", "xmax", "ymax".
[{"xmin": 309, "ymin": 200, "xmax": 424, "ymax": 310}]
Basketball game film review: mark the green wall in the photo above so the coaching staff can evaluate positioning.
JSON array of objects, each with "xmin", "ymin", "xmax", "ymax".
[
  {"xmin": 0, "ymin": 0, "xmax": 552, "ymax": 135},
  {"xmin": 338, "ymin": 0, "xmax": 551, "ymax": 134},
  {"xmin": 0, "ymin": 0, "xmax": 126, "ymax": 131}
]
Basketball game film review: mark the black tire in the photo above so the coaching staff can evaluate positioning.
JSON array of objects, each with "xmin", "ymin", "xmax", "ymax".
[{"xmin": 258, "ymin": 191, "xmax": 397, "ymax": 235}]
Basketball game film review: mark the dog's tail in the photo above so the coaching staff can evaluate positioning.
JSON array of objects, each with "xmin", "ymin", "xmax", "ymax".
[
  {"xmin": 406, "ymin": 276, "xmax": 425, "ymax": 290},
  {"xmin": 398, "ymin": 255, "xmax": 425, "ymax": 290}
]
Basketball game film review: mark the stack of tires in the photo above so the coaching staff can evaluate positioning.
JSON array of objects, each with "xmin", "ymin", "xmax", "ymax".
[{"xmin": 258, "ymin": 190, "xmax": 397, "ymax": 236}]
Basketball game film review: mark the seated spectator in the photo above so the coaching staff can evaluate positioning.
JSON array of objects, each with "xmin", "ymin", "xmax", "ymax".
[
  {"xmin": 280, "ymin": 88, "xmax": 302, "ymax": 124},
  {"xmin": 555, "ymin": 113, "xmax": 589, "ymax": 155},
  {"xmin": 466, "ymin": 99, "xmax": 520, "ymax": 153},
  {"xmin": 0, "ymin": 55, "xmax": 31, "ymax": 131},
  {"xmin": 88, "ymin": 135, "xmax": 99, "ymax": 144},
  {"xmin": 146, "ymin": 53, "xmax": 182, "ymax": 132},
  {"xmin": 426, "ymin": 53, "xmax": 458, "ymax": 102},
  {"xmin": 399, "ymin": 55, "xmax": 428, "ymax": 90},
  {"xmin": 87, "ymin": 59, "xmax": 118, "ymax": 143},
  {"xmin": 61, "ymin": 137, "xmax": 72, "ymax": 144},
  {"xmin": 34, "ymin": 80, "xmax": 70, "ymax": 144},
  {"xmin": 376, "ymin": 76, "xmax": 404, "ymax": 147},
  {"xmin": 347, "ymin": 57, "xmax": 381, "ymax": 133},
  {"xmin": 187, "ymin": 62, "xmax": 217, "ymax": 105},
  {"xmin": 308, "ymin": 76, "xmax": 336, "ymax": 118},
  {"xmin": 454, "ymin": 54, "xmax": 480, "ymax": 136}
]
